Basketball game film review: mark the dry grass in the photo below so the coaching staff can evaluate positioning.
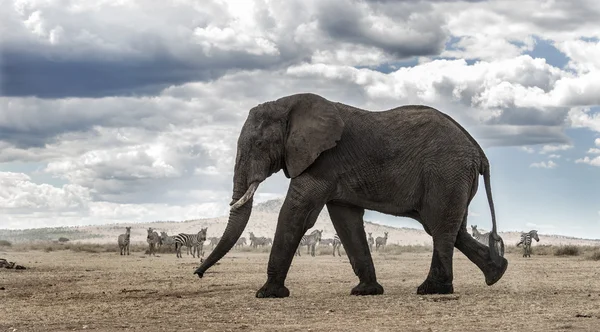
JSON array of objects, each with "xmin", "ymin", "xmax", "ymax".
[{"xmin": 2, "ymin": 248, "xmax": 600, "ymax": 332}]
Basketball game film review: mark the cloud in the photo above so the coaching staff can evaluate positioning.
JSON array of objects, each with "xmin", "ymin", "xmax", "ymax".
[
  {"xmin": 530, "ymin": 160, "xmax": 558, "ymax": 168},
  {"xmin": 520, "ymin": 146, "xmax": 536, "ymax": 153},
  {"xmin": 2, "ymin": 0, "xmax": 600, "ymax": 230},
  {"xmin": 568, "ymin": 107, "xmax": 600, "ymax": 132},
  {"xmin": 0, "ymin": 0, "xmax": 453, "ymax": 98},
  {"xmin": 575, "ymin": 156, "xmax": 600, "ymax": 167},
  {"xmin": 0, "ymin": 172, "xmax": 90, "ymax": 212},
  {"xmin": 0, "ymin": 171, "xmax": 230, "ymax": 229},
  {"xmin": 539, "ymin": 144, "xmax": 573, "ymax": 154}
]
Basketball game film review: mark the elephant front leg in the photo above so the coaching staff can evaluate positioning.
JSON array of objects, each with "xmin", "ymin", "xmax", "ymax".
[
  {"xmin": 327, "ymin": 203, "xmax": 383, "ymax": 296},
  {"xmin": 255, "ymin": 189, "xmax": 327, "ymax": 298}
]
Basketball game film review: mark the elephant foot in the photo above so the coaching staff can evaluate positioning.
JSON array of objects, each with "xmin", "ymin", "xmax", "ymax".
[
  {"xmin": 351, "ymin": 281, "xmax": 384, "ymax": 296},
  {"xmin": 416, "ymin": 279, "xmax": 454, "ymax": 295},
  {"xmin": 255, "ymin": 283, "xmax": 290, "ymax": 298},
  {"xmin": 484, "ymin": 257, "xmax": 508, "ymax": 286}
]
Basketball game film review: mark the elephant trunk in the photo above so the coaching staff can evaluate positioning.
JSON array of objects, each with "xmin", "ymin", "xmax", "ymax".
[{"xmin": 194, "ymin": 181, "xmax": 258, "ymax": 278}]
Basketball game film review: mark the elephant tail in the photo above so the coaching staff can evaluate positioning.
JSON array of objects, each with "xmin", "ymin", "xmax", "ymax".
[{"xmin": 481, "ymin": 161, "xmax": 504, "ymax": 261}]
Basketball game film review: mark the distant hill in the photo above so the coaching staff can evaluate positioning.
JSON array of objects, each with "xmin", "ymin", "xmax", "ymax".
[{"xmin": 2, "ymin": 198, "xmax": 600, "ymax": 248}]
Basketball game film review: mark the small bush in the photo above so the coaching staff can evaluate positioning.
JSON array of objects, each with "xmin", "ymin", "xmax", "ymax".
[
  {"xmin": 554, "ymin": 245, "xmax": 580, "ymax": 256},
  {"xmin": 533, "ymin": 245, "xmax": 554, "ymax": 256},
  {"xmin": 0, "ymin": 240, "xmax": 12, "ymax": 247},
  {"xmin": 587, "ymin": 250, "xmax": 600, "ymax": 261},
  {"xmin": 58, "ymin": 237, "xmax": 70, "ymax": 243}
]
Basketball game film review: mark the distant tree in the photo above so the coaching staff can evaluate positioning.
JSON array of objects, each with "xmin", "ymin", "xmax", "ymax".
[
  {"xmin": 58, "ymin": 237, "xmax": 70, "ymax": 243},
  {"xmin": 0, "ymin": 240, "xmax": 12, "ymax": 247}
]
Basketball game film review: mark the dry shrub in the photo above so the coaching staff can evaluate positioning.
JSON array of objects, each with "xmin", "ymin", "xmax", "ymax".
[
  {"xmin": 586, "ymin": 250, "xmax": 600, "ymax": 261},
  {"xmin": 554, "ymin": 245, "xmax": 580, "ymax": 256},
  {"xmin": 0, "ymin": 240, "xmax": 12, "ymax": 247},
  {"xmin": 532, "ymin": 245, "xmax": 554, "ymax": 256}
]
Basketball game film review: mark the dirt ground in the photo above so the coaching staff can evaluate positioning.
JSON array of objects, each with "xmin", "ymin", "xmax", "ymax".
[{"xmin": 1, "ymin": 248, "xmax": 599, "ymax": 332}]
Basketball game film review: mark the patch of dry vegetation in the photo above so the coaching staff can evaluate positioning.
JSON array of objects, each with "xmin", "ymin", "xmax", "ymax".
[
  {"xmin": 586, "ymin": 250, "xmax": 600, "ymax": 261},
  {"xmin": 554, "ymin": 245, "xmax": 581, "ymax": 256}
]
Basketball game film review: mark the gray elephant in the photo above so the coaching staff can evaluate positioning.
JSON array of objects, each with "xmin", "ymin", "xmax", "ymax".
[{"xmin": 194, "ymin": 93, "xmax": 508, "ymax": 298}]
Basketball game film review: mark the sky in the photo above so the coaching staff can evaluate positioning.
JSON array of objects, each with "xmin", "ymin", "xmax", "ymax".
[{"xmin": 0, "ymin": 0, "xmax": 599, "ymax": 238}]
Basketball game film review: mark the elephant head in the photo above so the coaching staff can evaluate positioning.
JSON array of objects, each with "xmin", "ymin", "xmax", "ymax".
[{"xmin": 195, "ymin": 93, "xmax": 345, "ymax": 277}]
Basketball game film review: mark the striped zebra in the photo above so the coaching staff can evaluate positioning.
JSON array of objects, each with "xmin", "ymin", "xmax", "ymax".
[
  {"xmin": 235, "ymin": 237, "xmax": 247, "ymax": 248},
  {"xmin": 516, "ymin": 230, "xmax": 539, "ymax": 257},
  {"xmin": 208, "ymin": 237, "xmax": 221, "ymax": 249},
  {"xmin": 332, "ymin": 234, "xmax": 343, "ymax": 257},
  {"xmin": 160, "ymin": 231, "xmax": 176, "ymax": 250},
  {"xmin": 146, "ymin": 227, "xmax": 161, "ymax": 256},
  {"xmin": 295, "ymin": 229, "xmax": 323, "ymax": 257},
  {"xmin": 118, "ymin": 227, "xmax": 131, "ymax": 256},
  {"xmin": 319, "ymin": 238, "xmax": 334, "ymax": 246},
  {"xmin": 249, "ymin": 232, "xmax": 270, "ymax": 248},
  {"xmin": 375, "ymin": 232, "xmax": 388, "ymax": 251},
  {"xmin": 173, "ymin": 228, "xmax": 208, "ymax": 258},
  {"xmin": 471, "ymin": 225, "xmax": 505, "ymax": 257},
  {"xmin": 367, "ymin": 232, "xmax": 374, "ymax": 252}
]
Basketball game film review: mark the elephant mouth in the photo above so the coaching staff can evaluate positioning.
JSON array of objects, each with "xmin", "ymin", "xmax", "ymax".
[{"xmin": 230, "ymin": 181, "xmax": 260, "ymax": 210}]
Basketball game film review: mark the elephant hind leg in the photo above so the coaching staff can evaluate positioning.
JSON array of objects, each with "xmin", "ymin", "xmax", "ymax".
[{"xmin": 454, "ymin": 227, "xmax": 508, "ymax": 286}]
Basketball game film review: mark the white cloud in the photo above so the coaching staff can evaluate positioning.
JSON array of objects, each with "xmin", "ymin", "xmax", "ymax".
[
  {"xmin": 548, "ymin": 154, "xmax": 561, "ymax": 159},
  {"xmin": 539, "ymin": 144, "xmax": 573, "ymax": 154},
  {"xmin": 520, "ymin": 146, "xmax": 536, "ymax": 153},
  {"xmin": 568, "ymin": 107, "xmax": 600, "ymax": 132},
  {"xmin": 0, "ymin": 172, "xmax": 90, "ymax": 212},
  {"xmin": 530, "ymin": 160, "xmax": 558, "ymax": 168},
  {"xmin": 575, "ymin": 156, "xmax": 600, "ymax": 167}
]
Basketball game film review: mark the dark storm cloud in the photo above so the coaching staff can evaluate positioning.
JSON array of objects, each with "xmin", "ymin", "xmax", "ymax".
[
  {"xmin": 316, "ymin": 0, "xmax": 448, "ymax": 59},
  {"xmin": 0, "ymin": 50, "xmax": 283, "ymax": 98},
  {"xmin": 474, "ymin": 125, "xmax": 572, "ymax": 147}
]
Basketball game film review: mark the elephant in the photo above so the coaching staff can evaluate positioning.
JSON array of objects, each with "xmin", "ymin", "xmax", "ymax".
[{"xmin": 194, "ymin": 93, "xmax": 508, "ymax": 298}]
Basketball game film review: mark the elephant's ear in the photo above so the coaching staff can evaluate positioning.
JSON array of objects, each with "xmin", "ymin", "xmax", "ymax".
[{"xmin": 284, "ymin": 95, "xmax": 345, "ymax": 178}]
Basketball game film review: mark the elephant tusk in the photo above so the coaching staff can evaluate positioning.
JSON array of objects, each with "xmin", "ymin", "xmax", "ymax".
[{"xmin": 231, "ymin": 182, "xmax": 259, "ymax": 210}]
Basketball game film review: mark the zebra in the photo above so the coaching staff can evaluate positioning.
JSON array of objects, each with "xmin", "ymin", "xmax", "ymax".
[
  {"xmin": 249, "ymin": 232, "xmax": 270, "ymax": 248},
  {"xmin": 208, "ymin": 237, "xmax": 221, "ymax": 249},
  {"xmin": 375, "ymin": 232, "xmax": 388, "ymax": 251},
  {"xmin": 173, "ymin": 228, "xmax": 208, "ymax": 258},
  {"xmin": 118, "ymin": 226, "xmax": 131, "ymax": 256},
  {"xmin": 146, "ymin": 227, "xmax": 161, "ymax": 256},
  {"xmin": 160, "ymin": 231, "xmax": 176, "ymax": 250},
  {"xmin": 235, "ymin": 237, "xmax": 247, "ymax": 248},
  {"xmin": 295, "ymin": 229, "xmax": 323, "ymax": 257},
  {"xmin": 332, "ymin": 234, "xmax": 343, "ymax": 257},
  {"xmin": 471, "ymin": 225, "xmax": 505, "ymax": 256},
  {"xmin": 516, "ymin": 230, "xmax": 539, "ymax": 257},
  {"xmin": 319, "ymin": 238, "xmax": 334, "ymax": 246},
  {"xmin": 367, "ymin": 232, "xmax": 374, "ymax": 252}
]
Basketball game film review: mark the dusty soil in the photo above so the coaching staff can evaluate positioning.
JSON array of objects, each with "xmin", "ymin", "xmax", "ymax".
[{"xmin": 1, "ymin": 249, "xmax": 599, "ymax": 332}]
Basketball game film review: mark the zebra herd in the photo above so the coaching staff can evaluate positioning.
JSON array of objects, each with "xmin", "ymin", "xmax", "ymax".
[
  {"xmin": 116, "ymin": 225, "xmax": 392, "ymax": 259},
  {"xmin": 116, "ymin": 226, "xmax": 268, "ymax": 258},
  {"xmin": 118, "ymin": 224, "xmax": 540, "ymax": 259},
  {"xmin": 296, "ymin": 229, "xmax": 389, "ymax": 257},
  {"xmin": 471, "ymin": 225, "xmax": 541, "ymax": 258}
]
